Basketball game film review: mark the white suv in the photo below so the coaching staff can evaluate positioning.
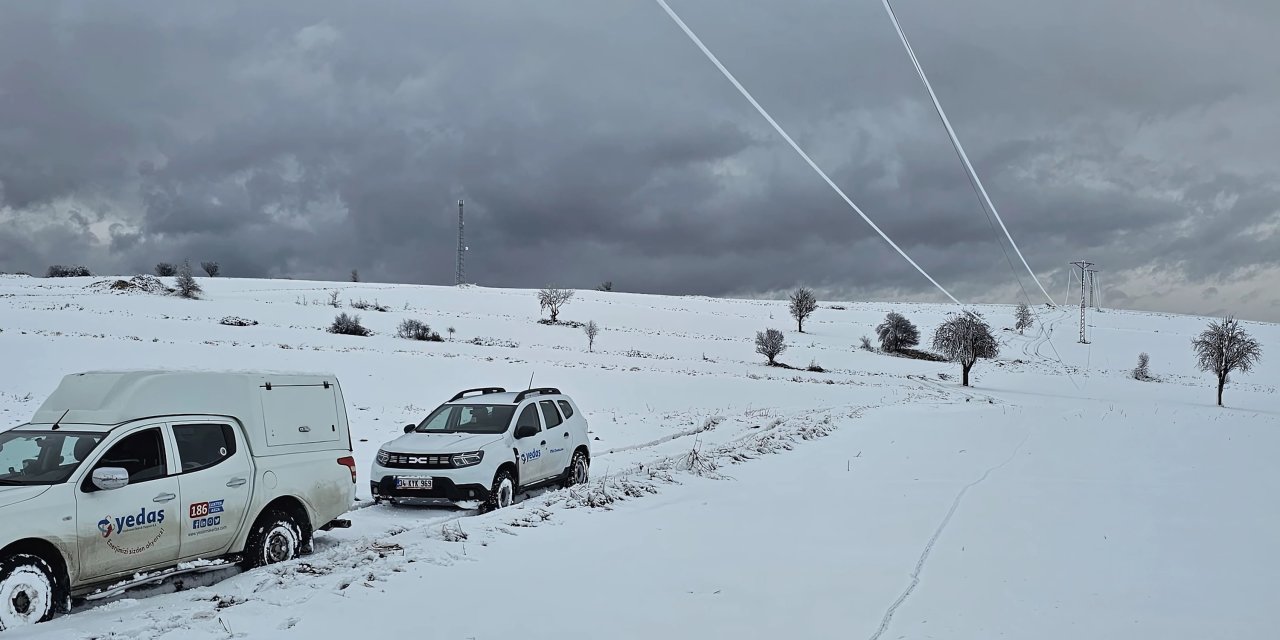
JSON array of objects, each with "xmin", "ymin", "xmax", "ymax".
[{"xmin": 370, "ymin": 387, "xmax": 590, "ymax": 511}]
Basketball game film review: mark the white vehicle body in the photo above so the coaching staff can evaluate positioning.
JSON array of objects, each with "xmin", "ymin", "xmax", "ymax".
[
  {"xmin": 0, "ymin": 370, "xmax": 357, "ymax": 629},
  {"xmin": 369, "ymin": 387, "xmax": 590, "ymax": 509}
]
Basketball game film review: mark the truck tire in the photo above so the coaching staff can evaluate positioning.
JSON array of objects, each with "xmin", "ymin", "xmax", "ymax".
[
  {"xmin": 484, "ymin": 469, "xmax": 516, "ymax": 512},
  {"xmin": 0, "ymin": 554, "xmax": 58, "ymax": 630},
  {"xmin": 242, "ymin": 510, "xmax": 303, "ymax": 569},
  {"xmin": 562, "ymin": 450, "xmax": 589, "ymax": 488}
]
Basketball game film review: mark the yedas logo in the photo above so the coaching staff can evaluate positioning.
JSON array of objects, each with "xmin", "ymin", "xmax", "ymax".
[{"xmin": 98, "ymin": 508, "xmax": 166, "ymax": 538}]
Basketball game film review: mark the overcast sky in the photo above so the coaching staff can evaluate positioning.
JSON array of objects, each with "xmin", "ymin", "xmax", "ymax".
[{"xmin": 2, "ymin": 0, "xmax": 1278, "ymax": 321}]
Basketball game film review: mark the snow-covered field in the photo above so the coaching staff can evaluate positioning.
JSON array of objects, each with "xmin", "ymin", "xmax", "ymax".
[{"xmin": 2, "ymin": 274, "xmax": 1277, "ymax": 639}]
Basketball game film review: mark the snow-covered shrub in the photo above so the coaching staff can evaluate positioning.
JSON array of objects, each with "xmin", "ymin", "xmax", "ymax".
[
  {"xmin": 46, "ymin": 265, "xmax": 91, "ymax": 277},
  {"xmin": 806, "ymin": 359, "xmax": 826, "ymax": 373},
  {"xmin": 351, "ymin": 299, "xmax": 389, "ymax": 312},
  {"xmin": 328, "ymin": 313, "xmax": 371, "ymax": 336},
  {"xmin": 220, "ymin": 316, "xmax": 258, "ymax": 327},
  {"xmin": 859, "ymin": 335, "xmax": 875, "ymax": 352},
  {"xmin": 396, "ymin": 319, "xmax": 442, "ymax": 341},
  {"xmin": 755, "ymin": 328, "xmax": 787, "ymax": 365},
  {"xmin": 154, "ymin": 262, "xmax": 177, "ymax": 277},
  {"xmin": 1133, "ymin": 352, "xmax": 1151, "ymax": 381},
  {"xmin": 174, "ymin": 260, "xmax": 202, "ymax": 299},
  {"xmin": 876, "ymin": 312, "xmax": 919, "ymax": 353},
  {"xmin": 467, "ymin": 336, "xmax": 519, "ymax": 348}
]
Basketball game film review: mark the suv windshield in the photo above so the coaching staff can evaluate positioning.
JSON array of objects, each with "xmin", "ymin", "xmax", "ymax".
[
  {"xmin": 0, "ymin": 430, "xmax": 105, "ymax": 485},
  {"xmin": 414, "ymin": 404, "xmax": 516, "ymax": 434}
]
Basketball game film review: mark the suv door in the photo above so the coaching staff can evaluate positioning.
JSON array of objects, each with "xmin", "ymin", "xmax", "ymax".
[
  {"xmin": 511, "ymin": 403, "xmax": 550, "ymax": 485},
  {"xmin": 170, "ymin": 422, "xmax": 254, "ymax": 560},
  {"xmin": 74, "ymin": 425, "xmax": 182, "ymax": 581},
  {"xmin": 538, "ymin": 400, "xmax": 572, "ymax": 477}
]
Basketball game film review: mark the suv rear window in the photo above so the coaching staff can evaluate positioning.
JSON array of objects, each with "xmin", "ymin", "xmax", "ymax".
[{"xmin": 557, "ymin": 400, "xmax": 574, "ymax": 418}]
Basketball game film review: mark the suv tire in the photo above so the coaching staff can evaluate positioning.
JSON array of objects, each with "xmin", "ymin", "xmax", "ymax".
[
  {"xmin": 0, "ymin": 553, "xmax": 59, "ymax": 630},
  {"xmin": 563, "ymin": 450, "xmax": 589, "ymax": 488},
  {"xmin": 484, "ymin": 468, "xmax": 516, "ymax": 512},
  {"xmin": 242, "ymin": 509, "xmax": 304, "ymax": 569}
]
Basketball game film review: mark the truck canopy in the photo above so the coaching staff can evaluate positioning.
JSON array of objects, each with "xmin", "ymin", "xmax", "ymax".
[{"xmin": 28, "ymin": 370, "xmax": 349, "ymax": 454}]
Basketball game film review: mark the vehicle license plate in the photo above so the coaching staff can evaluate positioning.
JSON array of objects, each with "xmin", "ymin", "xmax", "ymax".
[{"xmin": 395, "ymin": 477, "xmax": 433, "ymax": 490}]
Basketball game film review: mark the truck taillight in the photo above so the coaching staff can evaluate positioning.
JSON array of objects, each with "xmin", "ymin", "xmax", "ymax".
[{"xmin": 337, "ymin": 456, "xmax": 357, "ymax": 483}]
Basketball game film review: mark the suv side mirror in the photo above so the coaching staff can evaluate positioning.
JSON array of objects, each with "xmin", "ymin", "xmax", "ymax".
[
  {"xmin": 91, "ymin": 467, "xmax": 129, "ymax": 491},
  {"xmin": 403, "ymin": 424, "xmax": 416, "ymax": 434},
  {"xmin": 514, "ymin": 424, "xmax": 538, "ymax": 439}
]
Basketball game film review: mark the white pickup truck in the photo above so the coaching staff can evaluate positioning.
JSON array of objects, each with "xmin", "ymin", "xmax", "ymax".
[{"xmin": 0, "ymin": 370, "xmax": 357, "ymax": 630}]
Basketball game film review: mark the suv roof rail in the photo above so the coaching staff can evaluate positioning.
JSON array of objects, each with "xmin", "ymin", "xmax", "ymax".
[
  {"xmin": 449, "ymin": 387, "xmax": 508, "ymax": 402},
  {"xmin": 514, "ymin": 387, "xmax": 561, "ymax": 404}
]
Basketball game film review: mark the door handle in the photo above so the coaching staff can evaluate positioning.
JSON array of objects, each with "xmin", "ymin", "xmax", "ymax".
[
  {"xmin": 153, "ymin": 493, "xmax": 176, "ymax": 503},
  {"xmin": 227, "ymin": 477, "xmax": 248, "ymax": 488}
]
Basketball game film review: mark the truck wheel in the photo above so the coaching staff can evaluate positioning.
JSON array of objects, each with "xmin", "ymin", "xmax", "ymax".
[
  {"xmin": 242, "ymin": 510, "xmax": 303, "ymax": 569},
  {"xmin": 563, "ymin": 451, "xmax": 589, "ymax": 488},
  {"xmin": 0, "ymin": 554, "xmax": 58, "ymax": 630},
  {"xmin": 485, "ymin": 469, "xmax": 516, "ymax": 512}
]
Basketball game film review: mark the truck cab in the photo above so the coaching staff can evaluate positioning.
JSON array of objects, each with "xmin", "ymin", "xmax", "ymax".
[{"xmin": 0, "ymin": 370, "xmax": 358, "ymax": 631}]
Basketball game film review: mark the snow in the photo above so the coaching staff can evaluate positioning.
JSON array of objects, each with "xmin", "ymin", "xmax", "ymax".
[{"xmin": 2, "ymin": 276, "xmax": 1278, "ymax": 639}]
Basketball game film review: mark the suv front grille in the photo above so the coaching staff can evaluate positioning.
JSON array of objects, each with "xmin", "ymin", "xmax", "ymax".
[{"xmin": 382, "ymin": 452, "xmax": 453, "ymax": 469}]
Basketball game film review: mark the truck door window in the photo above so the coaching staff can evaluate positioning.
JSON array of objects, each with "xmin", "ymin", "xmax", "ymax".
[
  {"xmin": 173, "ymin": 424, "xmax": 237, "ymax": 473},
  {"xmin": 88, "ymin": 428, "xmax": 167, "ymax": 488},
  {"xmin": 539, "ymin": 401, "xmax": 563, "ymax": 428},
  {"xmin": 515, "ymin": 404, "xmax": 541, "ymax": 433}
]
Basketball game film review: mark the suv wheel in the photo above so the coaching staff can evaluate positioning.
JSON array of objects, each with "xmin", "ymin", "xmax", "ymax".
[
  {"xmin": 563, "ymin": 450, "xmax": 589, "ymax": 488},
  {"xmin": 485, "ymin": 469, "xmax": 516, "ymax": 512},
  {"xmin": 0, "ymin": 554, "xmax": 58, "ymax": 630},
  {"xmin": 242, "ymin": 509, "xmax": 304, "ymax": 569}
]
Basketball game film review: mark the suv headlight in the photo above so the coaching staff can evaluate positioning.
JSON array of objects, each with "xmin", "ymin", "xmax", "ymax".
[
  {"xmin": 451, "ymin": 451, "xmax": 484, "ymax": 468},
  {"xmin": 376, "ymin": 449, "xmax": 390, "ymax": 465}
]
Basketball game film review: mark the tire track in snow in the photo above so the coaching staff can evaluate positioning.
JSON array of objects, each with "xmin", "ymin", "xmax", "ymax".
[{"xmin": 867, "ymin": 428, "xmax": 1031, "ymax": 640}]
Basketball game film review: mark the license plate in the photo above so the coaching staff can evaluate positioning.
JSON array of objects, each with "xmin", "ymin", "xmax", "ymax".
[{"xmin": 395, "ymin": 477, "xmax": 433, "ymax": 490}]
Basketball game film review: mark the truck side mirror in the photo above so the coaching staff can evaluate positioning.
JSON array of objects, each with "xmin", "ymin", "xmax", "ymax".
[
  {"xmin": 91, "ymin": 467, "xmax": 130, "ymax": 491},
  {"xmin": 404, "ymin": 424, "xmax": 416, "ymax": 434},
  {"xmin": 514, "ymin": 424, "xmax": 538, "ymax": 439}
]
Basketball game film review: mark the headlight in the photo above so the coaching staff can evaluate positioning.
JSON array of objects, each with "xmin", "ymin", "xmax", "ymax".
[
  {"xmin": 376, "ymin": 449, "xmax": 389, "ymax": 465},
  {"xmin": 451, "ymin": 451, "xmax": 484, "ymax": 468}
]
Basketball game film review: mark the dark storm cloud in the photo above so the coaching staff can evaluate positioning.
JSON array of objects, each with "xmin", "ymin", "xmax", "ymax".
[{"xmin": 1, "ymin": 0, "xmax": 1278, "ymax": 320}]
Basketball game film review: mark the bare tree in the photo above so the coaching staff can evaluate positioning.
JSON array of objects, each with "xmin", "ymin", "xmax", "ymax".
[
  {"xmin": 1015, "ymin": 302, "xmax": 1033, "ymax": 334},
  {"xmin": 174, "ymin": 260, "xmax": 202, "ymax": 299},
  {"xmin": 596, "ymin": 281, "xmax": 613, "ymax": 292},
  {"xmin": 447, "ymin": 326, "xmax": 456, "ymax": 341},
  {"xmin": 155, "ymin": 263, "xmax": 177, "ymax": 277},
  {"xmin": 583, "ymin": 320, "xmax": 600, "ymax": 352},
  {"xmin": 876, "ymin": 312, "xmax": 920, "ymax": 353},
  {"xmin": 755, "ymin": 328, "xmax": 787, "ymax": 366},
  {"xmin": 538, "ymin": 287, "xmax": 575, "ymax": 323},
  {"xmin": 1192, "ymin": 315, "xmax": 1262, "ymax": 406},
  {"xmin": 350, "ymin": 269, "xmax": 359, "ymax": 282},
  {"xmin": 201, "ymin": 261, "xmax": 220, "ymax": 277},
  {"xmin": 931, "ymin": 311, "xmax": 999, "ymax": 387},
  {"xmin": 789, "ymin": 288, "xmax": 818, "ymax": 333}
]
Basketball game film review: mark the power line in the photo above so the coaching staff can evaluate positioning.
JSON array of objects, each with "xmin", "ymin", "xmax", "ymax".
[
  {"xmin": 653, "ymin": 0, "xmax": 960, "ymax": 305},
  {"xmin": 880, "ymin": 0, "xmax": 1054, "ymax": 306}
]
